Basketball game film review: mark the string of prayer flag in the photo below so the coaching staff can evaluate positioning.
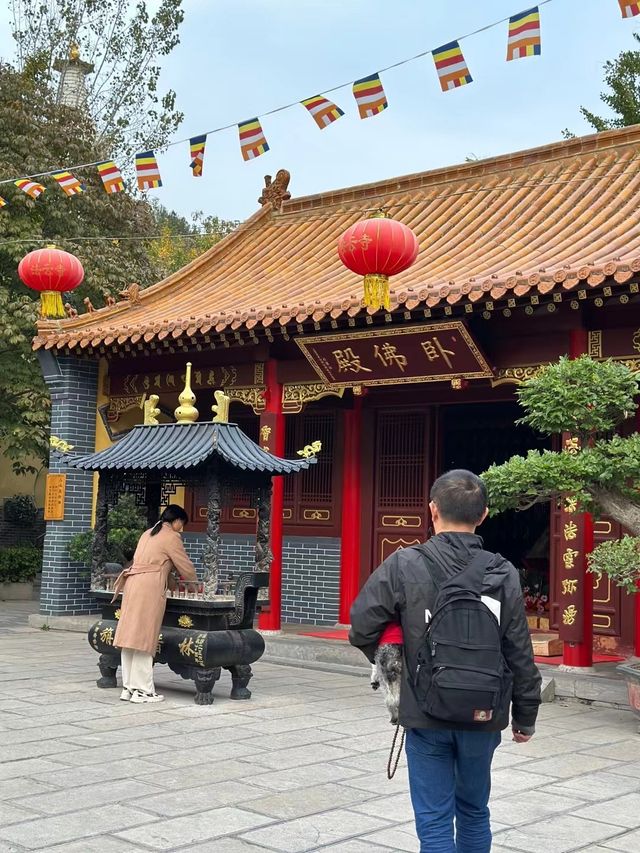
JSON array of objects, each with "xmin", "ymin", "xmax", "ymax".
[
  {"xmin": 189, "ymin": 135, "xmax": 207, "ymax": 176},
  {"xmin": 352, "ymin": 73, "xmax": 388, "ymax": 119},
  {"xmin": 238, "ymin": 118, "xmax": 270, "ymax": 160},
  {"xmin": 301, "ymin": 95, "xmax": 344, "ymax": 129},
  {"xmin": 0, "ymin": 197, "xmax": 6, "ymax": 208},
  {"xmin": 15, "ymin": 179, "xmax": 45, "ymax": 199},
  {"xmin": 507, "ymin": 8, "xmax": 541, "ymax": 60},
  {"xmin": 618, "ymin": 2, "xmax": 640, "ymax": 18},
  {"xmin": 52, "ymin": 170, "xmax": 84, "ymax": 196},
  {"xmin": 432, "ymin": 41, "xmax": 473, "ymax": 91},
  {"xmin": 135, "ymin": 151, "xmax": 162, "ymax": 190},
  {"xmin": 97, "ymin": 161, "xmax": 125, "ymax": 194}
]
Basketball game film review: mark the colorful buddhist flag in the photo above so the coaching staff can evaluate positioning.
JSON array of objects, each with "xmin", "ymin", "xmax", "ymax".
[
  {"xmin": 14, "ymin": 179, "xmax": 45, "ymax": 199},
  {"xmin": 352, "ymin": 73, "xmax": 388, "ymax": 119},
  {"xmin": 135, "ymin": 151, "xmax": 162, "ymax": 190},
  {"xmin": 238, "ymin": 118, "xmax": 270, "ymax": 161},
  {"xmin": 0, "ymin": 196, "xmax": 7, "ymax": 208},
  {"xmin": 190, "ymin": 135, "xmax": 207, "ymax": 176},
  {"xmin": 432, "ymin": 41, "xmax": 473, "ymax": 91},
  {"xmin": 619, "ymin": 2, "xmax": 640, "ymax": 18},
  {"xmin": 301, "ymin": 95, "xmax": 344, "ymax": 129},
  {"xmin": 52, "ymin": 170, "xmax": 85, "ymax": 196},
  {"xmin": 507, "ymin": 8, "xmax": 541, "ymax": 60},
  {"xmin": 97, "ymin": 161, "xmax": 125, "ymax": 194}
]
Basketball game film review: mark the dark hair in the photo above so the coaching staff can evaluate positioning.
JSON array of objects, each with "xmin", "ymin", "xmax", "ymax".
[
  {"xmin": 430, "ymin": 469, "xmax": 487, "ymax": 526},
  {"xmin": 150, "ymin": 504, "xmax": 189, "ymax": 536}
]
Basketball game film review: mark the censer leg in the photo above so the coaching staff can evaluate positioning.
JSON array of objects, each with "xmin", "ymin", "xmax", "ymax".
[
  {"xmin": 96, "ymin": 653, "xmax": 119, "ymax": 688},
  {"xmin": 193, "ymin": 667, "xmax": 221, "ymax": 705},
  {"xmin": 228, "ymin": 664, "xmax": 253, "ymax": 700}
]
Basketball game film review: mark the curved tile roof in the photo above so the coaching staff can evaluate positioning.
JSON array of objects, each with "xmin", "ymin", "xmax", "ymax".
[
  {"xmin": 62, "ymin": 421, "xmax": 316, "ymax": 474},
  {"xmin": 34, "ymin": 126, "xmax": 640, "ymax": 351}
]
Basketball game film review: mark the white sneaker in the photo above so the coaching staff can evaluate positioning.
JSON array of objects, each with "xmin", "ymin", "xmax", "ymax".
[
  {"xmin": 130, "ymin": 691, "xmax": 164, "ymax": 704},
  {"xmin": 120, "ymin": 688, "xmax": 132, "ymax": 701}
]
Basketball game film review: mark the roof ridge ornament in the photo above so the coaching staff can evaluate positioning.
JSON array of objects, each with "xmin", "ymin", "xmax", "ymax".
[
  {"xmin": 174, "ymin": 362, "xmax": 199, "ymax": 424},
  {"xmin": 258, "ymin": 169, "xmax": 291, "ymax": 211}
]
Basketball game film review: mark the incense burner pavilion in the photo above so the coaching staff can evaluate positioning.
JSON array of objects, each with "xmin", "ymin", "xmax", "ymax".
[{"xmin": 34, "ymin": 126, "xmax": 640, "ymax": 666}]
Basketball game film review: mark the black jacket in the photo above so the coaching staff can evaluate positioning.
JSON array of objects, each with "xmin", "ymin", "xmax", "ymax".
[{"xmin": 349, "ymin": 532, "xmax": 541, "ymax": 733}]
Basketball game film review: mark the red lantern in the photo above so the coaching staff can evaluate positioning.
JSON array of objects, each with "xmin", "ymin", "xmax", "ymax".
[
  {"xmin": 18, "ymin": 245, "xmax": 84, "ymax": 319},
  {"xmin": 338, "ymin": 212, "xmax": 419, "ymax": 311}
]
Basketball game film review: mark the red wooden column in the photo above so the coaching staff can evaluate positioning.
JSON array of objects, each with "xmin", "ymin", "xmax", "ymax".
[
  {"xmin": 339, "ymin": 396, "xmax": 363, "ymax": 625},
  {"xmin": 561, "ymin": 329, "xmax": 594, "ymax": 667},
  {"xmin": 258, "ymin": 359, "xmax": 285, "ymax": 632}
]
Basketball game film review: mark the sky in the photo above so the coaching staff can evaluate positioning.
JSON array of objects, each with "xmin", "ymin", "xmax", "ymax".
[{"xmin": 0, "ymin": 0, "xmax": 638, "ymax": 223}]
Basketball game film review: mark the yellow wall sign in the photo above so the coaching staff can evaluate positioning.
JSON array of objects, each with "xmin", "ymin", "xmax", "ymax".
[{"xmin": 44, "ymin": 474, "xmax": 67, "ymax": 521}]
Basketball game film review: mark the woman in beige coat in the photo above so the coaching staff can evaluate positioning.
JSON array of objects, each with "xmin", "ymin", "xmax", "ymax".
[{"xmin": 113, "ymin": 505, "xmax": 197, "ymax": 704}]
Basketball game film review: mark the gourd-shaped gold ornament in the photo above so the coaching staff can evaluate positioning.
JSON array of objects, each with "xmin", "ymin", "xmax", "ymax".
[{"xmin": 174, "ymin": 362, "xmax": 199, "ymax": 424}]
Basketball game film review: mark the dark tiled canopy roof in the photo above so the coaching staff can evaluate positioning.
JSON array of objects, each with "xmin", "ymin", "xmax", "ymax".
[{"xmin": 62, "ymin": 421, "xmax": 316, "ymax": 474}]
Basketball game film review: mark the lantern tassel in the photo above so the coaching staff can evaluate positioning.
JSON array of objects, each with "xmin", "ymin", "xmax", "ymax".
[
  {"xmin": 363, "ymin": 273, "xmax": 390, "ymax": 311},
  {"xmin": 40, "ymin": 291, "xmax": 65, "ymax": 318}
]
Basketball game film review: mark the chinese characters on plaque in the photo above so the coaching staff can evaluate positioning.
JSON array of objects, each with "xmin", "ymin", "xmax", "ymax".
[
  {"xmin": 109, "ymin": 362, "xmax": 265, "ymax": 397},
  {"xmin": 295, "ymin": 322, "xmax": 493, "ymax": 388},
  {"xmin": 557, "ymin": 435, "xmax": 587, "ymax": 644},
  {"xmin": 44, "ymin": 474, "xmax": 67, "ymax": 521}
]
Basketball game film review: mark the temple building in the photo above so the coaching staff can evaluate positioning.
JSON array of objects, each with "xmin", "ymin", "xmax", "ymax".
[{"xmin": 34, "ymin": 125, "xmax": 640, "ymax": 664}]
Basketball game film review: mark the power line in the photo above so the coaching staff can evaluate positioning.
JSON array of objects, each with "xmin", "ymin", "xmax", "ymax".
[
  {"xmin": 0, "ymin": 0, "xmax": 556, "ymax": 187},
  {"xmin": 0, "ymin": 148, "xmax": 637, "ymax": 246}
]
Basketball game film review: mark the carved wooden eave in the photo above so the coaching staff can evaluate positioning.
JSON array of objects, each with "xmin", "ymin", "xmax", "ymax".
[{"xmin": 282, "ymin": 382, "xmax": 345, "ymax": 414}]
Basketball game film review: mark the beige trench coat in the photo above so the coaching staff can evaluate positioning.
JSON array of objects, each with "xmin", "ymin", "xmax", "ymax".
[{"xmin": 113, "ymin": 524, "xmax": 197, "ymax": 656}]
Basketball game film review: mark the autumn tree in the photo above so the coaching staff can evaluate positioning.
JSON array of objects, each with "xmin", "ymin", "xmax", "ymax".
[{"xmin": 148, "ymin": 203, "xmax": 238, "ymax": 279}]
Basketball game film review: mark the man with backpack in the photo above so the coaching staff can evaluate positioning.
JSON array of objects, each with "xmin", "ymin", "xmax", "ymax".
[{"xmin": 349, "ymin": 469, "xmax": 541, "ymax": 853}]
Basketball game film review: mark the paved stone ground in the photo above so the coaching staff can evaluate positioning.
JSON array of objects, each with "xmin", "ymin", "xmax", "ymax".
[{"xmin": 0, "ymin": 605, "xmax": 639, "ymax": 852}]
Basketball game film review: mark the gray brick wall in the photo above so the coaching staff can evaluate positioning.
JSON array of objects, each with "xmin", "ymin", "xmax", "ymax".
[
  {"xmin": 40, "ymin": 356, "xmax": 99, "ymax": 615},
  {"xmin": 282, "ymin": 537, "xmax": 341, "ymax": 625},
  {"xmin": 183, "ymin": 532, "xmax": 341, "ymax": 625}
]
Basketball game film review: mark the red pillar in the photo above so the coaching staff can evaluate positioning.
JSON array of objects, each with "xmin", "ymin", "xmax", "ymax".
[
  {"xmin": 258, "ymin": 359, "xmax": 284, "ymax": 632},
  {"xmin": 339, "ymin": 396, "xmax": 363, "ymax": 625},
  {"xmin": 562, "ymin": 329, "xmax": 594, "ymax": 667}
]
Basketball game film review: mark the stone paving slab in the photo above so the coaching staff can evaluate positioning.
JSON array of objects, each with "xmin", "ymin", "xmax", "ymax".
[{"xmin": 1, "ymin": 607, "xmax": 640, "ymax": 852}]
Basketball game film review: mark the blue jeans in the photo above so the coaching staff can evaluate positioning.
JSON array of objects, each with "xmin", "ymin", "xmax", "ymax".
[{"xmin": 405, "ymin": 728, "xmax": 501, "ymax": 853}]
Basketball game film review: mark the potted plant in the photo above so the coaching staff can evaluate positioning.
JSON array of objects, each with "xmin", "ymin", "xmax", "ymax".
[
  {"xmin": 3, "ymin": 495, "xmax": 38, "ymax": 527},
  {"xmin": 0, "ymin": 546, "xmax": 42, "ymax": 600},
  {"xmin": 588, "ymin": 537, "xmax": 640, "ymax": 719}
]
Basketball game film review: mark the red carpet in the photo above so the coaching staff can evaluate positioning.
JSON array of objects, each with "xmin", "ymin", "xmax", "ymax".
[
  {"xmin": 300, "ymin": 630, "xmax": 350, "ymax": 640},
  {"xmin": 300, "ymin": 631, "xmax": 626, "ymax": 666},
  {"xmin": 535, "ymin": 653, "xmax": 624, "ymax": 666}
]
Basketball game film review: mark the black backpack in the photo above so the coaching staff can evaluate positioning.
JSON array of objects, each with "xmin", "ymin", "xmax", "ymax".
[{"xmin": 413, "ymin": 545, "xmax": 513, "ymax": 725}]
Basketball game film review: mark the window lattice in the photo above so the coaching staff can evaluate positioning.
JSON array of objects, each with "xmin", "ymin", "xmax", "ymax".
[{"xmin": 377, "ymin": 411, "xmax": 426, "ymax": 509}]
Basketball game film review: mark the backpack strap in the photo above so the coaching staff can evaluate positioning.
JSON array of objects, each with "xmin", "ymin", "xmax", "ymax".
[{"xmin": 416, "ymin": 540, "xmax": 495, "ymax": 597}]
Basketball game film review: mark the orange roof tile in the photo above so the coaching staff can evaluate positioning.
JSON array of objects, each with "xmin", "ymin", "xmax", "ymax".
[{"xmin": 34, "ymin": 126, "xmax": 640, "ymax": 351}]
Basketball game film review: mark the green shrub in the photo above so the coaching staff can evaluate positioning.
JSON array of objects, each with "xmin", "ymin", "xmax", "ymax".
[
  {"xmin": 587, "ymin": 535, "xmax": 640, "ymax": 595},
  {"xmin": 69, "ymin": 494, "xmax": 147, "ymax": 566},
  {"xmin": 0, "ymin": 546, "xmax": 42, "ymax": 583},
  {"xmin": 3, "ymin": 495, "xmax": 37, "ymax": 527}
]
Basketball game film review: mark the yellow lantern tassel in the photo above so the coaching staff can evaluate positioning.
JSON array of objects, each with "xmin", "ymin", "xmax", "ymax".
[
  {"xmin": 40, "ymin": 291, "xmax": 65, "ymax": 318},
  {"xmin": 363, "ymin": 273, "xmax": 390, "ymax": 311}
]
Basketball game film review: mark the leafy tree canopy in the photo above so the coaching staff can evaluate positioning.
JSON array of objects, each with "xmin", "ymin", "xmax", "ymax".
[{"xmin": 564, "ymin": 32, "xmax": 640, "ymax": 136}]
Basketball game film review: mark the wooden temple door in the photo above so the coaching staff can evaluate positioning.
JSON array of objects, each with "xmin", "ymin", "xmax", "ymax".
[{"xmin": 371, "ymin": 408, "xmax": 432, "ymax": 569}]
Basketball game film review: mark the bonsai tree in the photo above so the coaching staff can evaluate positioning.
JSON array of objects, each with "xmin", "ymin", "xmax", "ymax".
[
  {"xmin": 482, "ymin": 356, "xmax": 640, "ymax": 591},
  {"xmin": 69, "ymin": 494, "xmax": 146, "ymax": 567}
]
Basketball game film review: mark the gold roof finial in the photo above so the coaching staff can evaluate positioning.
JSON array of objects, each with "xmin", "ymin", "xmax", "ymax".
[
  {"xmin": 69, "ymin": 43, "xmax": 80, "ymax": 61},
  {"xmin": 141, "ymin": 393, "xmax": 161, "ymax": 426},
  {"xmin": 174, "ymin": 363, "xmax": 199, "ymax": 424}
]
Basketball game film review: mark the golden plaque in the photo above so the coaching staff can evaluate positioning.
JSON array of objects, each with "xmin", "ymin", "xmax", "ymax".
[{"xmin": 44, "ymin": 474, "xmax": 67, "ymax": 521}]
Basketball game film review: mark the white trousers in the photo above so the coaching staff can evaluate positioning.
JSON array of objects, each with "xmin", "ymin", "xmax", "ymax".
[{"xmin": 120, "ymin": 648, "xmax": 155, "ymax": 695}]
